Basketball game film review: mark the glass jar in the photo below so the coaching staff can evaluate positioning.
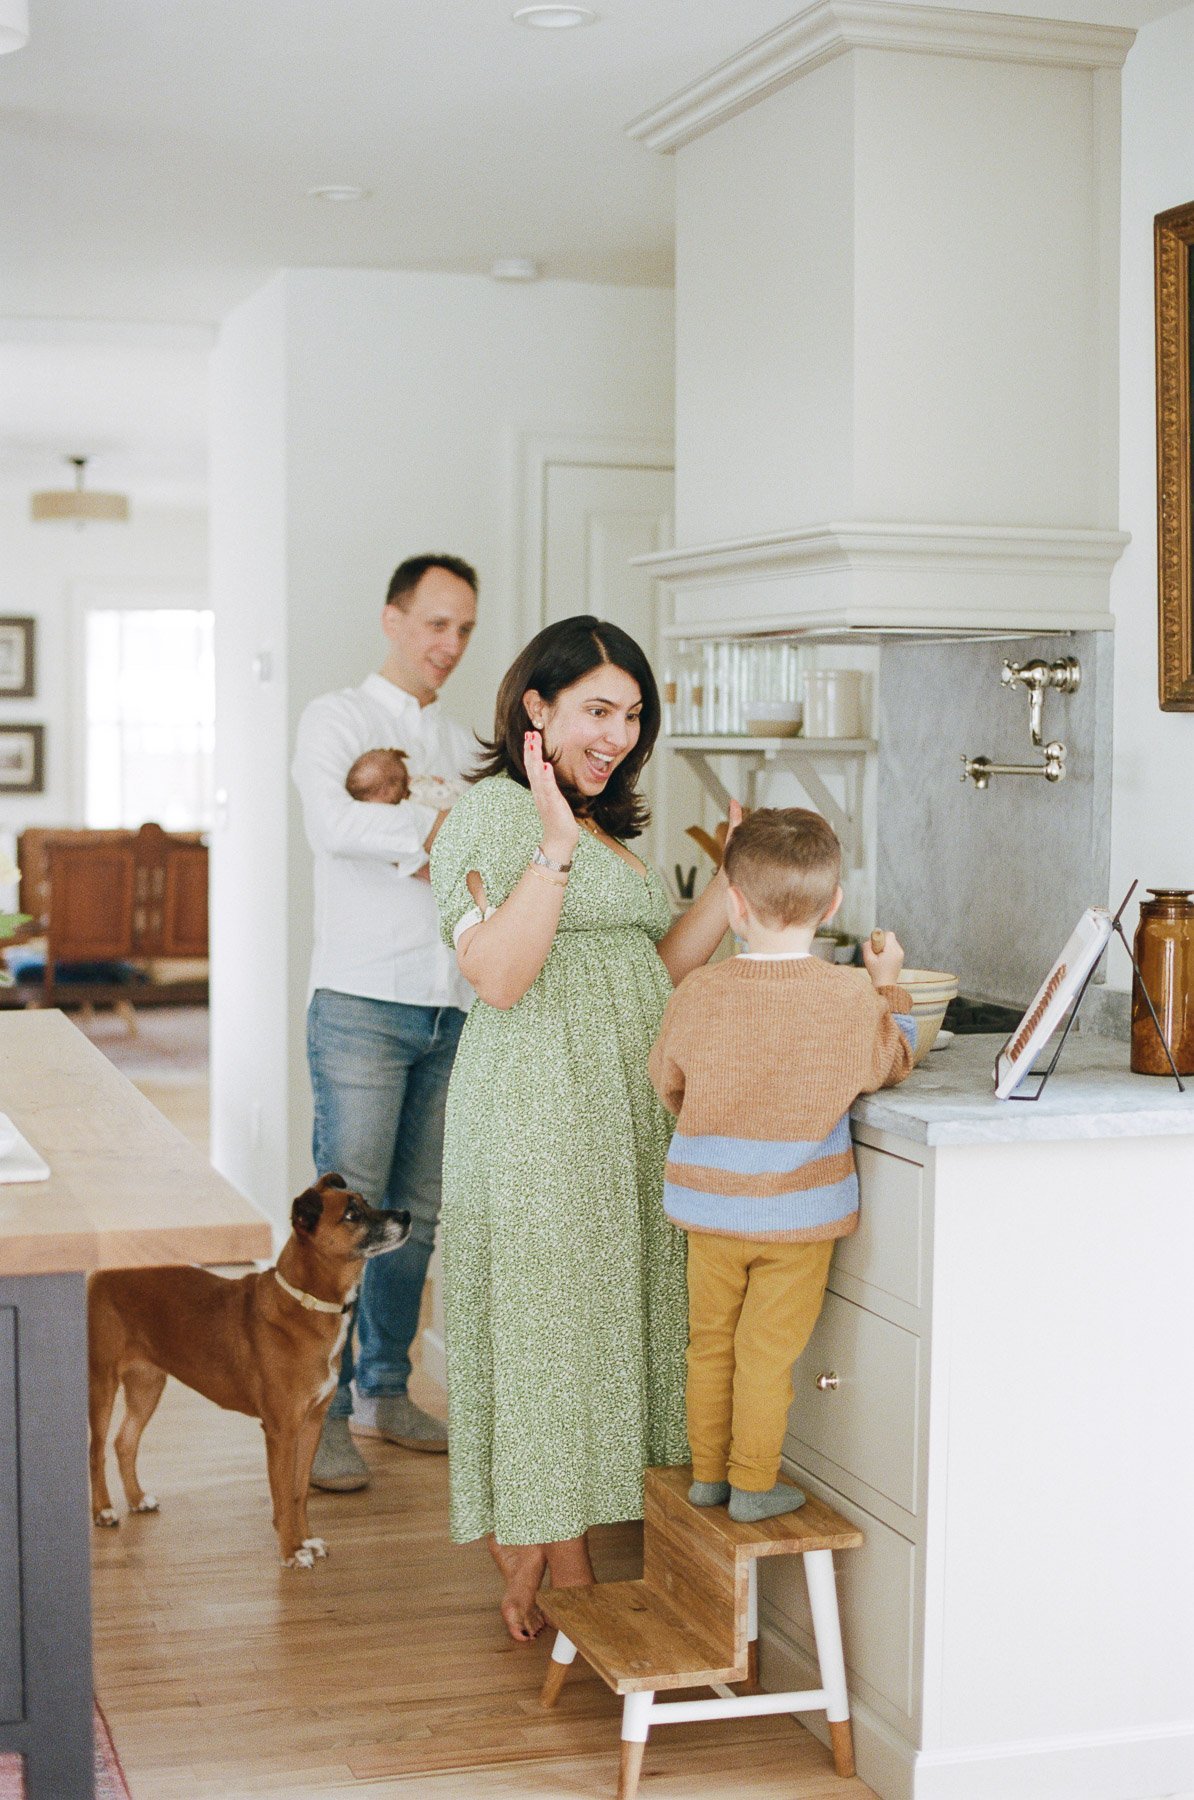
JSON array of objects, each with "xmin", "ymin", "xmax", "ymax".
[{"xmin": 1131, "ymin": 888, "xmax": 1194, "ymax": 1075}]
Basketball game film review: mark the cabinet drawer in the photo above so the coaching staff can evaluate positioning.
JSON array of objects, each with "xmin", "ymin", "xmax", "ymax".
[
  {"xmin": 786, "ymin": 1291, "xmax": 920, "ymax": 1514},
  {"xmin": 834, "ymin": 1143, "xmax": 923, "ymax": 1310},
  {"xmin": 761, "ymin": 1472, "xmax": 918, "ymax": 1723}
]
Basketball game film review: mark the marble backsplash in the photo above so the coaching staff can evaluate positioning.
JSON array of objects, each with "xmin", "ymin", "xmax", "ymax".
[{"xmin": 875, "ymin": 633, "xmax": 1113, "ymax": 1007}]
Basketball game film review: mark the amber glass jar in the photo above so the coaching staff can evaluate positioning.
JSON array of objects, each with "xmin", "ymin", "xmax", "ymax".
[{"xmin": 1131, "ymin": 889, "xmax": 1194, "ymax": 1074}]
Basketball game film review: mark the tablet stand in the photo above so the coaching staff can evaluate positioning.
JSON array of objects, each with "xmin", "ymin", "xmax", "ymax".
[{"xmin": 1007, "ymin": 881, "xmax": 1185, "ymax": 1100}]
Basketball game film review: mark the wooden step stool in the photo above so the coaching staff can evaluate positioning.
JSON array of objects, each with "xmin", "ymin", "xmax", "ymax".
[{"xmin": 539, "ymin": 1466, "xmax": 863, "ymax": 1800}]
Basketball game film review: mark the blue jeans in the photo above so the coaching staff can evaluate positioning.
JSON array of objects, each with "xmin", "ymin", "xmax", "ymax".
[{"xmin": 307, "ymin": 988, "xmax": 465, "ymax": 1418}]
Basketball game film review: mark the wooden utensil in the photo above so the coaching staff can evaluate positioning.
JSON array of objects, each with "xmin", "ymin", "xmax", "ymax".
[
  {"xmin": 686, "ymin": 825, "xmax": 724, "ymax": 866},
  {"xmin": 870, "ymin": 928, "xmax": 886, "ymax": 954}
]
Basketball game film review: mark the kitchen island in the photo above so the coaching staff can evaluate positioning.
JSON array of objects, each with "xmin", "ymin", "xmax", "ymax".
[
  {"xmin": 762, "ymin": 1033, "xmax": 1194, "ymax": 1800},
  {"xmin": 0, "ymin": 1011, "xmax": 272, "ymax": 1800}
]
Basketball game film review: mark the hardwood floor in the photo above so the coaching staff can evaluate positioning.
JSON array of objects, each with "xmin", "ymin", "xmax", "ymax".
[{"xmin": 93, "ymin": 1076, "xmax": 877, "ymax": 1799}]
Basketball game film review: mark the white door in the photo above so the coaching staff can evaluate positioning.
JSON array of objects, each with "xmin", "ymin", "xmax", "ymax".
[{"xmin": 539, "ymin": 460, "xmax": 702, "ymax": 883}]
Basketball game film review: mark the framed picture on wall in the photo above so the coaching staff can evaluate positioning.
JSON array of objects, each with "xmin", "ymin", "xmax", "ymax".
[
  {"xmin": 0, "ymin": 725, "xmax": 45, "ymax": 793},
  {"xmin": 1155, "ymin": 200, "xmax": 1194, "ymax": 710},
  {"xmin": 0, "ymin": 618, "xmax": 35, "ymax": 699}
]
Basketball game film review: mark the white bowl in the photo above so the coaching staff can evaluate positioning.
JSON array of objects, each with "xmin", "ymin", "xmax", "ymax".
[
  {"xmin": 0, "ymin": 1116, "xmax": 17, "ymax": 1159},
  {"xmin": 744, "ymin": 701, "xmax": 802, "ymax": 738}
]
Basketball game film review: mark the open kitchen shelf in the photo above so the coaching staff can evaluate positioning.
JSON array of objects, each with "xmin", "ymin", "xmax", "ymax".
[{"xmin": 663, "ymin": 735, "xmax": 875, "ymax": 867}]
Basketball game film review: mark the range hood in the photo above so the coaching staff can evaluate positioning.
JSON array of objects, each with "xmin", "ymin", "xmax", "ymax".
[
  {"xmin": 629, "ymin": 0, "xmax": 1133, "ymax": 643},
  {"xmin": 634, "ymin": 521, "xmax": 1128, "ymax": 641}
]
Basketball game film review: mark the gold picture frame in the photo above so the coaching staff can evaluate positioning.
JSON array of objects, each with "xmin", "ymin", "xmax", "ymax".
[{"xmin": 1155, "ymin": 201, "xmax": 1194, "ymax": 709}]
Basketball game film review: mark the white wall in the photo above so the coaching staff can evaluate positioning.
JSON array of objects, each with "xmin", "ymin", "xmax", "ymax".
[
  {"xmin": 209, "ymin": 269, "xmax": 674, "ymax": 1227},
  {"xmin": 0, "ymin": 482, "xmax": 206, "ymax": 838},
  {"xmin": 208, "ymin": 276, "xmax": 290, "ymax": 1222},
  {"xmin": 1108, "ymin": 0, "xmax": 1194, "ymax": 987}
]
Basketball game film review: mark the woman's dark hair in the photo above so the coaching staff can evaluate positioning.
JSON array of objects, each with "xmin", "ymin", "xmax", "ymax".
[{"xmin": 474, "ymin": 615, "xmax": 660, "ymax": 839}]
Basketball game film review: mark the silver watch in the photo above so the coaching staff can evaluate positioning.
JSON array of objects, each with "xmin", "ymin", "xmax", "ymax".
[{"xmin": 531, "ymin": 844, "xmax": 573, "ymax": 874}]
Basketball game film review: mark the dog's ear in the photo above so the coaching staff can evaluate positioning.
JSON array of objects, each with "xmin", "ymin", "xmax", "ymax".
[
  {"xmin": 319, "ymin": 1172, "xmax": 348, "ymax": 1191},
  {"xmin": 291, "ymin": 1188, "xmax": 324, "ymax": 1236}
]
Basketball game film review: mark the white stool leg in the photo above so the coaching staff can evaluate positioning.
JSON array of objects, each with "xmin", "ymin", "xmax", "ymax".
[
  {"xmin": 540, "ymin": 1630, "xmax": 578, "ymax": 1708},
  {"xmin": 804, "ymin": 1549, "xmax": 855, "ymax": 1778},
  {"xmin": 618, "ymin": 1690, "xmax": 654, "ymax": 1800}
]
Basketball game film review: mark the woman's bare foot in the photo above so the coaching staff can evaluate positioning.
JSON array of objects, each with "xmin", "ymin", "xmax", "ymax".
[
  {"xmin": 488, "ymin": 1537, "xmax": 547, "ymax": 1641},
  {"xmin": 545, "ymin": 1532, "xmax": 595, "ymax": 1590}
]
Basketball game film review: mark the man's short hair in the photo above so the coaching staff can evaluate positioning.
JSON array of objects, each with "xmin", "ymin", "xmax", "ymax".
[
  {"xmin": 385, "ymin": 554, "xmax": 479, "ymax": 609},
  {"xmin": 722, "ymin": 807, "xmax": 842, "ymax": 929}
]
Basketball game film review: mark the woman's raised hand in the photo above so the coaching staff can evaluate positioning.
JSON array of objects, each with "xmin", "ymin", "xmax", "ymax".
[{"xmin": 524, "ymin": 731, "xmax": 579, "ymax": 861}]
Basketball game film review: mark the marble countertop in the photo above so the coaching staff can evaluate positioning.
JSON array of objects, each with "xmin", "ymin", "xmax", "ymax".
[{"xmin": 850, "ymin": 1031, "xmax": 1194, "ymax": 1146}]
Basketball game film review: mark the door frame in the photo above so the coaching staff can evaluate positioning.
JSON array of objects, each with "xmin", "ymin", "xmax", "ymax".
[{"xmin": 514, "ymin": 432, "xmax": 673, "ymax": 646}]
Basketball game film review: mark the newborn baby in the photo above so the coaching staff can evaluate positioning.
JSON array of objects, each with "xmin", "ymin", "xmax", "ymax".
[{"xmin": 345, "ymin": 747, "xmax": 467, "ymax": 812}]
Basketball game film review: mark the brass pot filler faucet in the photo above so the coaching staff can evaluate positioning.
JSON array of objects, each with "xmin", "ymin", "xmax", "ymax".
[{"xmin": 961, "ymin": 655, "xmax": 1081, "ymax": 791}]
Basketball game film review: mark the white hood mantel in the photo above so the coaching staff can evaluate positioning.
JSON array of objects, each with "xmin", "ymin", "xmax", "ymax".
[
  {"xmin": 632, "ymin": 0, "xmax": 1134, "ymax": 640},
  {"xmin": 636, "ymin": 521, "xmax": 1129, "ymax": 637}
]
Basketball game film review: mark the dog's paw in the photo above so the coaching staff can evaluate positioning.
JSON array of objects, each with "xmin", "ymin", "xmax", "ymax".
[
  {"xmin": 94, "ymin": 1508, "xmax": 120, "ymax": 1529},
  {"xmin": 301, "ymin": 1536, "xmax": 328, "ymax": 1559},
  {"xmin": 283, "ymin": 1545, "xmax": 317, "ymax": 1570},
  {"xmin": 132, "ymin": 1495, "xmax": 159, "ymax": 1513}
]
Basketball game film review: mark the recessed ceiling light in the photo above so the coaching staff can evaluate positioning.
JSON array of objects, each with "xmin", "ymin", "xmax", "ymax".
[
  {"xmin": 0, "ymin": 0, "xmax": 28, "ymax": 55},
  {"xmin": 491, "ymin": 257, "xmax": 541, "ymax": 282},
  {"xmin": 512, "ymin": 5, "xmax": 597, "ymax": 28},
  {"xmin": 307, "ymin": 184, "xmax": 372, "ymax": 203}
]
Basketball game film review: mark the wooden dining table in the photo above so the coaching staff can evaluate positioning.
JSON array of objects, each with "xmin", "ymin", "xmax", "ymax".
[{"xmin": 0, "ymin": 1011, "xmax": 272, "ymax": 1800}]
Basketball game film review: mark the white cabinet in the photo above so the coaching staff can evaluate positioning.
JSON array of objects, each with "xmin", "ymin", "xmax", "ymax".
[
  {"xmin": 755, "ymin": 1125, "xmax": 1194, "ymax": 1800},
  {"xmin": 761, "ymin": 1130, "xmax": 929, "ymax": 1749}
]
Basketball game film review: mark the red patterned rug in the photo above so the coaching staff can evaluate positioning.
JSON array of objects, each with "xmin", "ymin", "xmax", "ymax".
[{"xmin": 0, "ymin": 1704, "xmax": 132, "ymax": 1799}]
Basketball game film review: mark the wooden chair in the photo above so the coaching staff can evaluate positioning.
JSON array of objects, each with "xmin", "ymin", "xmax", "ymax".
[{"xmin": 539, "ymin": 1466, "xmax": 863, "ymax": 1800}]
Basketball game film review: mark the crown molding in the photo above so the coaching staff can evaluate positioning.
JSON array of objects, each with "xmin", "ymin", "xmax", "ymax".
[
  {"xmin": 626, "ymin": 2, "xmax": 1136, "ymax": 154},
  {"xmin": 635, "ymin": 522, "xmax": 1131, "ymax": 579}
]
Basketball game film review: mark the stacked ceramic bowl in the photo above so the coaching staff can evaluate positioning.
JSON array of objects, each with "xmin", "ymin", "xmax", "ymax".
[{"xmin": 899, "ymin": 969, "xmax": 959, "ymax": 1064}]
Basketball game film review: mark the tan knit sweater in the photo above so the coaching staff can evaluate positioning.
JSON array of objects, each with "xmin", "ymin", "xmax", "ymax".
[{"xmin": 648, "ymin": 956, "xmax": 916, "ymax": 1241}]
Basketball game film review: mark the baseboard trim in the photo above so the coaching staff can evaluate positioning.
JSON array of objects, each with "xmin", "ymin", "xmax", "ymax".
[{"xmin": 759, "ymin": 1618, "xmax": 1194, "ymax": 1799}]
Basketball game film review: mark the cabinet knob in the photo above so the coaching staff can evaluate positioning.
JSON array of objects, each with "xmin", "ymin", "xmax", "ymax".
[{"xmin": 815, "ymin": 1372, "xmax": 840, "ymax": 1391}]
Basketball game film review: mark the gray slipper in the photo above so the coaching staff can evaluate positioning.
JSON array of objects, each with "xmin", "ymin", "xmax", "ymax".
[
  {"xmin": 688, "ymin": 1479, "xmax": 731, "ymax": 1507},
  {"xmin": 728, "ymin": 1481, "xmax": 807, "ymax": 1523},
  {"xmin": 350, "ymin": 1391, "xmax": 448, "ymax": 1452},
  {"xmin": 309, "ymin": 1415, "xmax": 369, "ymax": 1491}
]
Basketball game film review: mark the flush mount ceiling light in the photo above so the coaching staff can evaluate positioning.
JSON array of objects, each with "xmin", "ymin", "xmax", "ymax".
[
  {"xmin": 307, "ymin": 184, "xmax": 372, "ymax": 202},
  {"xmin": 0, "ymin": 0, "xmax": 28, "ymax": 54},
  {"xmin": 511, "ymin": 5, "xmax": 597, "ymax": 27},
  {"xmin": 30, "ymin": 456, "xmax": 129, "ymax": 526},
  {"xmin": 490, "ymin": 257, "xmax": 540, "ymax": 282}
]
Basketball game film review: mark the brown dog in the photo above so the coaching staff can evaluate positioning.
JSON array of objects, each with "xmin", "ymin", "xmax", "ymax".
[{"xmin": 88, "ymin": 1173, "xmax": 409, "ymax": 1568}]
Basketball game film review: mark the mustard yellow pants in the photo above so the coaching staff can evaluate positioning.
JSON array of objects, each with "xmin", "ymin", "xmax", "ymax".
[{"xmin": 686, "ymin": 1233, "xmax": 835, "ymax": 1492}]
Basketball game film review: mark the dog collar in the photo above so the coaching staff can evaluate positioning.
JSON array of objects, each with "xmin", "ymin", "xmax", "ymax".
[{"xmin": 273, "ymin": 1269, "xmax": 359, "ymax": 1315}]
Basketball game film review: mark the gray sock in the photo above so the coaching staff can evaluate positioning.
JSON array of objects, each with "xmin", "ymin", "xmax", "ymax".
[
  {"xmin": 688, "ymin": 1479, "xmax": 730, "ymax": 1507},
  {"xmin": 728, "ymin": 1481, "xmax": 807, "ymax": 1523}
]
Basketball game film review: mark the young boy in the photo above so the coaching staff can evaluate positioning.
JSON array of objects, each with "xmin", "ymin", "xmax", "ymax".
[
  {"xmin": 648, "ymin": 807, "xmax": 917, "ymax": 1524},
  {"xmin": 345, "ymin": 746, "xmax": 467, "ymax": 812}
]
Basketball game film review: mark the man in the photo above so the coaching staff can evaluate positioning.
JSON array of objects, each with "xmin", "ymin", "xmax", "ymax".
[{"xmin": 292, "ymin": 554, "xmax": 478, "ymax": 1490}]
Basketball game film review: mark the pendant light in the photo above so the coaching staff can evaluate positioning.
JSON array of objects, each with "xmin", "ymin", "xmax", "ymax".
[{"xmin": 31, "ymin": 456, "xmax": 130, "ymax": 526}]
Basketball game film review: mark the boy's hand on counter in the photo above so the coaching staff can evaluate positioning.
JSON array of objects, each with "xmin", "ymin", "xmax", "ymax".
[{"xmin": 863, "ymin": 928, "xmax": 905, "ymax": 987}]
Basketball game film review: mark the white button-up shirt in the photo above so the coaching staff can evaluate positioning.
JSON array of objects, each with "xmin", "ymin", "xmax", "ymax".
[{"xmin": 292, "ymin": 673, "xmax": 476, "ymax": 1009}]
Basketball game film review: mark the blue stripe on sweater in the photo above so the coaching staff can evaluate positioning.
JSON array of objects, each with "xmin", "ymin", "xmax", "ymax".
[
  {"xmin": 668, "ymin": 1116, "xmax": 852, "ymax": 1175},
  {"xmin": 664, "ymin": 1172, "xmax": 859, "ymax": 1237}
]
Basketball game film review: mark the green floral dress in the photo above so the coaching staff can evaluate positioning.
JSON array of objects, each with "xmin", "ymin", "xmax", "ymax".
[{"xmin": 430, "ymin": 774, "xmax": 690, "ymax": 1546}]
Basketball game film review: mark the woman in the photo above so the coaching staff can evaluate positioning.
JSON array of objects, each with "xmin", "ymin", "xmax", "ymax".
[{"xmin": 430, "ymin": 615, "xmax": 736, "ymax": 1640}]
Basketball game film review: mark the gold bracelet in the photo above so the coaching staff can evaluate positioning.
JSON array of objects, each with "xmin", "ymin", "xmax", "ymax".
[{"xmin": 526, "ymin": 860, "xmax": 568, "ymax": 888}]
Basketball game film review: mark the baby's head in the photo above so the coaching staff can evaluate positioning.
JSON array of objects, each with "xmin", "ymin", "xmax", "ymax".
[
  {"xmin": 346, "ymin": 748, "xmax": 410, "ymax": 806},
  {"xmin": 722, "ymin": 807, "xmax": 842, "ymax": 936}
]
